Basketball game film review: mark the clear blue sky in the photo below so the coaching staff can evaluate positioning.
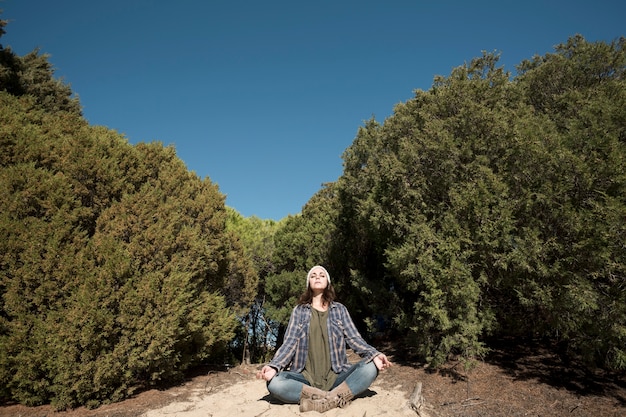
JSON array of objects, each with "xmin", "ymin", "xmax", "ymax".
[{"xmin": 2, "ymin": 1, "xmax": 624, "ymax": 220}]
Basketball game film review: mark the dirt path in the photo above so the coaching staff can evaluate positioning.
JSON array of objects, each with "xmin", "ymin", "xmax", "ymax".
[
  {"xmin": 142, "ymin": 374, "xmax": 416, "ymax": 417},
  {"xmin": 2, "ymin": 344, "xmax": 625, "ymax": 417},
  {"xmin": 136, "ymin": 358, "xmax": 626, "ymax": 417}
]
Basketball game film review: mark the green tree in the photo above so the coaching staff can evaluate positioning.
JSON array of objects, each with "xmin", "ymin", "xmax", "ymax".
[
  {"xmin": 247, "ymin": 184, "xmax": 342, "ymax": 348},
  {"xmin": 507, "ymin": 35, "xmax": 626, "ymax": 368},
  {"xmin": 226, "ymin": 208, "xmax": 278, "ymax": 279},
  {"xmin": 225, "ymin": 208, "xmax": 276, "ymax": 363},
  {"xmin": 335, "ymin": 36, "xmax": 626, "ymax": 370},
  {"xmin": 0, "ymin": 13, "xmax": 81, "ymax": 115},
  {"xmin": 0, "ymin": 92, "xmax": 242, "ymax": 407},
  {"xmin": 272, "ymin": 183, "xmax": 339, "ymax": 275},
  {"xmin": 0, "ymin": 16, "xmax": 251, "ymax": 408}
]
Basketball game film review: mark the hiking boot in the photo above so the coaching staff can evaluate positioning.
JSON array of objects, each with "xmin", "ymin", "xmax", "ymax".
[
  {"xmin": 299, "ymin": 382, "xmax": 354, "ymax": 412},
  {"xmin": 300, "ymin": 384, "xmax": 329, "ymax": 401}
]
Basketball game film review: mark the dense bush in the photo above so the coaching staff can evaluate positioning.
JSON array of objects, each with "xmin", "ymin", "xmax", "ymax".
[
  {"xmin": 0, "ymin": 20, "xmax": 254, "ymax": 407},
  {"xmin": 334, "ymin": 36, "xmax": 626, "ymax": 369}
]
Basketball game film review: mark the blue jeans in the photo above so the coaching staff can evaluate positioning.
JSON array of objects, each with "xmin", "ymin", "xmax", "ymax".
[{"xmin": 266, "ymin": 360, "xmax": 378, "ymax": 404}]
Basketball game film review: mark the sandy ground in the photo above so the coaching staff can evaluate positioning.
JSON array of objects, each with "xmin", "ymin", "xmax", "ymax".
[
  {"xmin": 2, "ymin": 342, "xmax": 625, "ymax": 417},
  {"xmin": 142, "ymin": 373, "xmax": 417, "ymax": 417}
]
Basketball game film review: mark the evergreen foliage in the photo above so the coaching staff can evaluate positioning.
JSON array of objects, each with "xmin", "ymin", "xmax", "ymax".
[
  {"xmin": 272, "ymin": 184, "xmax": 339, "ymax": 276},
  {"xmin": 225, "ymin": 209, "xmax": 277, "ymax": 363},
  {"xmin": 0, "ymin": 18, "xmax": 81, "ymax": 115},
  {"xmin": 248, "ymin": 185, "xmax": 341, "ymax": 351},
  {"xmin": 226, "ymin": 208, "xmax": 277, "ymax": 281},
  {"xmin": 0, "ymin": 19, "xmax": 248, "ymax": 407},
  {"xmin": 335, "ymin": 35, "xmax": 626, "ymax": 369}
]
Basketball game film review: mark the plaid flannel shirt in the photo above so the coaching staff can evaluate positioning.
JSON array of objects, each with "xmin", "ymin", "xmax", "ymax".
[{"xmin": 269, "ymin": 302, "xmax": 380, "ymax": 373}]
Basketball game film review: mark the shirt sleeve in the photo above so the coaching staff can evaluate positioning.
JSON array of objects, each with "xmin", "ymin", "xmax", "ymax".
[
  {"xmin": 339, "ymin": 305, "xmax": 381, "ymax": 362},
  {"xmin": 268, "ymin": 306, "xmax": 303, "ymax": 371}
]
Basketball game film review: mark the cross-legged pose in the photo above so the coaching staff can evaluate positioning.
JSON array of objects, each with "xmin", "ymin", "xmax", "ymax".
[{"xmin": 257, "ymin": 265, "xmax": 392, "ymax": 412}]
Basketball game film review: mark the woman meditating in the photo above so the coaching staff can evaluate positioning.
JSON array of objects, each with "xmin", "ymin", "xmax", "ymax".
[{"xmin": 257, "ymin": 265, "xmax": 392, "ymax": 412}]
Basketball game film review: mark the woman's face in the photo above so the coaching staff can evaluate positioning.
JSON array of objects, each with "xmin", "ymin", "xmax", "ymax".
[{"xmin": 308, "ymin": 267, "xmax": 329, "ymax": 292}]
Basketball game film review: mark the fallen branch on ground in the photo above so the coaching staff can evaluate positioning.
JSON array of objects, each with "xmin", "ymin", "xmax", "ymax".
[{"xmin": 409, "ymin": 382, "xmax": 438, "ymax": 417}]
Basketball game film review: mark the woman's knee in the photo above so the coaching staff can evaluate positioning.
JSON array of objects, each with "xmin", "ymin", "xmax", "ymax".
[
  {"xmin": 363, "ymin": 360, "xmax": 379, "ymax": 381},
  {"xmin": 266, "ymin": 373, "xmax": 284, "ymax": 395},
  {"xmin": 266, "ymin": 373, "xmax": 300, "ymax": 404},
  {"xmin": 342, "ymin": 360, "xmax": 379, "ymax": 397}
]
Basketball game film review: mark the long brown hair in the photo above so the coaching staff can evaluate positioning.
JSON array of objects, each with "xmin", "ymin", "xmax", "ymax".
[{"xmin": 298, "ymin": 283, "xmax": 336, "ymax": 305}]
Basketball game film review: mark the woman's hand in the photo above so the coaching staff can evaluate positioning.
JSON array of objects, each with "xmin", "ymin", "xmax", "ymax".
[
  {"xmin": 373, "ymin": 354, "xmax": 392, "ymax": 371},
  {"xmin": 256, "ymin": 365, "xmax": 277, "ymax": 382}
]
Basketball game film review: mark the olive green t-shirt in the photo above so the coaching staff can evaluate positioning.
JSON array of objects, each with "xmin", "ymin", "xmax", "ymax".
[{"xmin": 302, "ymin": 308, "xmax": 337, "ymax": 390}]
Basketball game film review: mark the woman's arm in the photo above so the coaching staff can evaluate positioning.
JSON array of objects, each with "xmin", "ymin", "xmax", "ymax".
[
  {"xmin": 338, "ymin": 304, "xmax": 380, "ymax": 361},
  {"xmin": 340, "ymin": 306, "xmax": 393, "ymax": 369},
  {"xmin": 267, "ymin": 305, "xmax": 305, "ymax": 371}
]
